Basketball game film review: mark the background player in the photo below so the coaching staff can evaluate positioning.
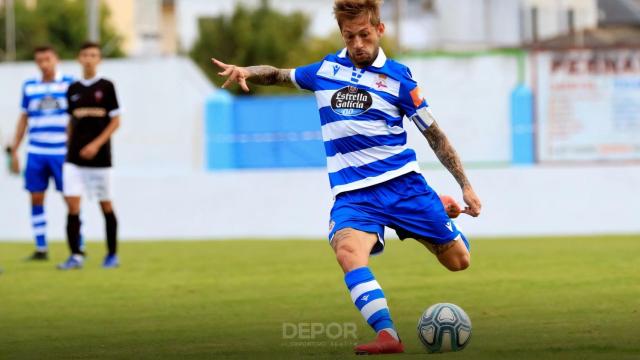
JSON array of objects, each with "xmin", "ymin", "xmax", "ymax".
[
  {"xmin": 9, "ymin": 46, "xmax": 75, "ymax": 261},
  {"xmin": 212, "ymin": 0, "xmax": 481, "ymax": 354},
  {"xmin": 57, "ymin": 42, "xmax": 121, "ymax": 270}
]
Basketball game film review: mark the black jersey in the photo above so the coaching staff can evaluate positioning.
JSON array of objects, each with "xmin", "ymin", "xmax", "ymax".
[{"xmin": 66, "ymin": 78, "xmax": 120, "ymax": 167}]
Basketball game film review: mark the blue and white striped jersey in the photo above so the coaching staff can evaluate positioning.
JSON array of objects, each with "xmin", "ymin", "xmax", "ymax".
[
  {"xmin": 21, "ymin": 73, "xmax": 74, "ymax": 155},
  {"xmin": 291, "ymin": 48, "xmax": 434, "ymax": 196}
]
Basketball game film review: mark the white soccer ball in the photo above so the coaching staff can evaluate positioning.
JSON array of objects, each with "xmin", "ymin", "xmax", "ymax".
[{"xmin": 417, "ymin": 303, "xmax": 472, "ymax": 353}]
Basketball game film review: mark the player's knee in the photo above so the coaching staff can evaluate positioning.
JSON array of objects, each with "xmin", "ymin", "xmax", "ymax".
[
  {"xmin": 457, "ymin": 253, "xmax": 471, "ymax": 271},
  {"xmin": 445, "ymin": 253, "xmax": 470, "ymax": 272},
  {"xmin": 332, "ymin": 229, "xmax": 360, "ymax": 267},
  {"xmin": 100, "ymin": 201, "xmax": 113, "ymax": 213},
  {"xmin": 69, "ymin": 205, "xmax": 80, "ymax": 215},
  {"xmin": 30, "ymin": 192, "xmax": 45, "ymax": 206},
  {"xmin": 65, "ymin": 197, "xmax": 81, "ymax": 215}
]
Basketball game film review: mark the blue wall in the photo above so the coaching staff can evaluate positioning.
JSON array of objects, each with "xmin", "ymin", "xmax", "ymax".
[
  {"xmin": 510, "ymin": 84, "xmax": 535, "ymax": 165},
  {"xmin": 205, "ymin": 92, "xmax": 325, "ymax": 170}
]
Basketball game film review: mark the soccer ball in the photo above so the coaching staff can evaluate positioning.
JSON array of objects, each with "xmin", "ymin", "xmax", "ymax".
[{"xmin": 417, "ymin": 303, "xmax": 472, "ymax": 353}]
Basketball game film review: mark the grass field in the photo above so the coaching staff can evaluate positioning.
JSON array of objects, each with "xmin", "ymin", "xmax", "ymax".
[{"xmin": 1, "ymin": 236, "xmax": 639, "ymax": 360}]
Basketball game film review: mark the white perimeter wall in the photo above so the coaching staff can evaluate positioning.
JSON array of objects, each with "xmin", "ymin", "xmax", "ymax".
[
  {"xmin": 401, "ymin": 54, "xmax": 519, "ymax": 165},
  {"xmin": 0, "ymin": 57, "xmax": 214, "ymax": 175},
  {"xmin": 1, "ymin": 165, "xmax": 639, "ymax": 241},
  {"xmin": 1, "ymin": 55, "xmax": 638, "ymax": 241}
]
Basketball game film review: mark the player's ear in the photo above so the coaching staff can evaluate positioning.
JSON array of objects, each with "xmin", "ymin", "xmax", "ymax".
[{"xmin": 377, "ymin": 22, "xmax": 385, "ymax": 37}]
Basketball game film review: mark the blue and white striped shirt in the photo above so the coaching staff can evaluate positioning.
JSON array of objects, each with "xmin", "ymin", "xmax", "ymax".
[
  {"xmin": 21, "ymin": 73, "xmax": 74, "ymax": 155},
  {"xmin": 291, "ymin": 48, "xmax": 434, "ymax": 196}
]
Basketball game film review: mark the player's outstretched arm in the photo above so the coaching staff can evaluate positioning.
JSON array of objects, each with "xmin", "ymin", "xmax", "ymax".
[
  {"xmin": 211, "ymin": 58, "xmax": 294, "ymax": 92},
  {"xmin": 422, "ymin": 121, "xmax": 482, "ymax": 217}
]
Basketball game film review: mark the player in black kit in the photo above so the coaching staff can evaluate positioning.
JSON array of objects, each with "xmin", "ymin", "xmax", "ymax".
[{"xmin": 58, "ymin": 42, "xmax": 121, "ymax": 270}]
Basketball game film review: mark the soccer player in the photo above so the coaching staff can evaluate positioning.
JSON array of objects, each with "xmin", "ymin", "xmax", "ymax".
[
  {"xmin": 9, "ymin": 45, "xmax": 75, "ymax": 260},
  {"xmin": 212, "ymin": 0, "xmax": 481, "ymax": 354},
  {"xmin": 57, "ymin": 42, "xmax": 121, "ymax": 270}
]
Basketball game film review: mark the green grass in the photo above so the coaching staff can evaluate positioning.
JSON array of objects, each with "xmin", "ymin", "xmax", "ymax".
[{"xmin": 1, "ymin": 236, "xmax": 639, "ymax": 359}]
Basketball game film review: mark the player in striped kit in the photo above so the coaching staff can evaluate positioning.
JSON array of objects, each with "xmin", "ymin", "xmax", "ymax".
[
  {"xmin": 213, "ymin": 0, "xmax": 481, "ymax": 354},
  {"xmin": 9, "ymin": 46, "xmax": 75, "ymax": 260}
]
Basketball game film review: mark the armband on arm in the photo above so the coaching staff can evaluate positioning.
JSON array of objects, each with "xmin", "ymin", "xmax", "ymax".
[{"xmin": 410, "ymin": 107, "xmax": 436, "ymax": 132}]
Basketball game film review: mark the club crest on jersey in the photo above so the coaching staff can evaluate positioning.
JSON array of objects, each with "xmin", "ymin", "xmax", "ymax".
[
  {"xmin": 38, "ymin": 95, "xmax": 61, "ymax": 112},
  {"xmin": 95, "ymin": 90, "xmax": 103, "ymax": 102},
  {"xmin": 330, "ymin": 86, "xmax": 372, "ymax": 116},
  {"xmin": 375, "ymin": 74, "xmax": 388, "ymax": 89}
]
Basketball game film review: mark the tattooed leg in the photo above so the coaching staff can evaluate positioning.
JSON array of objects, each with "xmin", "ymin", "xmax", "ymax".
[{"xmin": 415, "ymin": 236, "xmax": 470, "ymax": 272}]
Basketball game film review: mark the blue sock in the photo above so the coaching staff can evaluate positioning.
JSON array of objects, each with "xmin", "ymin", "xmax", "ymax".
[
  {"xmin": 31, "ymin": 205, "xmax": 47, "ymax": 251},
  {"xmin": 344, "ymin": 267, "xmax": 398, "ymax": 340}
]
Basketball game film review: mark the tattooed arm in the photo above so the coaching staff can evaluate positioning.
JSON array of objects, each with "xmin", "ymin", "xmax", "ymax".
[
  {"xmin": 422, "ymin": 121, "xmax": 482, "ymax": 217},
  {"xmin": 211, "ymin": 59, "xmax": 294, "ymax": 92},
  {"xmin": 423, "ymin": 121, "xmax": 469, "ymax": 188},
  {"xmin": 244, "ymin": 66, "xmax": 294, "ymax": 87}
]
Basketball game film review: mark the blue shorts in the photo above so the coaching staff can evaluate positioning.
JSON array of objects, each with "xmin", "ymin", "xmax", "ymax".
[
  {"xmin": 329, "ymin": 172, "xmax": 468, "ymax": 255},
  {"xmin": 25, "ymin": 153, "xmax": 65, "ymax": 193}
]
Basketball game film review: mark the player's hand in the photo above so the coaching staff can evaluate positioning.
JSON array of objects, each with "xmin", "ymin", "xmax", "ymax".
[
  {"xmin": 80, "ymin": 142, "xmax": 100, "ymax": 160},
  {"xmin": 9, "ymin": 151, "xmax": 20, "ymax": 174},
  {"xmin": 461, "ymin": 186, "xmax": 482, "ymax": 217},
  {"xmin": 211, "ymin": 58, "xmax": 251, "ymax": 92}
]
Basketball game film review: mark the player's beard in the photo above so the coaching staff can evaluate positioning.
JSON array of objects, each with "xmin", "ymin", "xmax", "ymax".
[{"xmin": 352, "ymin": 48, "xmax": 378, "ymax": 68}]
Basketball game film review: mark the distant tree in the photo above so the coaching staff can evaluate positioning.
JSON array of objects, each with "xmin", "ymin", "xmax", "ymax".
[
  {"xmin": 190, "ymin": 0, "xmax": 397, "ymax": 95},
  {"xmin": 0, "ymin": 0, "xmax": 123, "ymax": 61},
  {"xmin": 190, "ymin": 1, "xmax": 307, "ymax": 95}
]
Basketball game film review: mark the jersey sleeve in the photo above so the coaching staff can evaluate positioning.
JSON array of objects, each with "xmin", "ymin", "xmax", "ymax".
[
  {"xmin": 398, "ymin": 67, "xmax": 435, "ymax": 132},
  {"xmin": 290, "ymin": 61, "xmax": 323, "ymax": 92},
  {"xmin": 105, "ymin": 81, "xmax": 120, "ymax": 118},
  {"xmin": 20, "ymin": 82, "xmax": 28, "ymax": 112},
  {"xmin": 66, "ymin": 83, "xmax": 76, "ymax": 115}
]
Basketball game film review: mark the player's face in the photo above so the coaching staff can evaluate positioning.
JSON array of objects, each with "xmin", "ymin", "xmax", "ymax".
[
  {"xmin": 78, "ymin": 47, "xmax": 102, "ymax": 72},
  {"xmin": 34, "ymin": 51, "xmax": 58, "ymax": 78},
  {"xmin": 340, "ymin": 14, "xmax": 385, "ymax": 68}
]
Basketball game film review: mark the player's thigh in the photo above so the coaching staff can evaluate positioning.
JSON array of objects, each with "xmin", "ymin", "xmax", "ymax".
[
  {"xmin": 331, "ymin": 228, "xmax": 378, "ymax": 253},
  {"xmin": 24, "ymin": 154, "xmax": 49, "ymax": 193},
  {"xmin": 329, "ymin": 190, "xmax": 386, "ymax": 256},
  {"xmin": 86, "ymin": 167, "xmax": 112, "ymax": 201},
  {"xmin": 63, "ymin": 163, "xmax": 84, "ymax": 206},
  {"xmin": 48, "ymin": 155, "xmax": 65, "ymax": 192},
  {"xmin": 331, "ymin": 228, "xmax": 378, "ymax": 272}
]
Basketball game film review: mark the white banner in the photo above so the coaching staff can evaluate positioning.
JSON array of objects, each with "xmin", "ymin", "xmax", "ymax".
[{"xmin": 536, "ymin": 49, "xmax": 640, "ymax": 162}]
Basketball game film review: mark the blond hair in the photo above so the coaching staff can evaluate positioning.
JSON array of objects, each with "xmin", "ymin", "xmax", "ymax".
[{"xmin": 333, "ymin": 0, "xmax": 383, "ymax": 28}]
